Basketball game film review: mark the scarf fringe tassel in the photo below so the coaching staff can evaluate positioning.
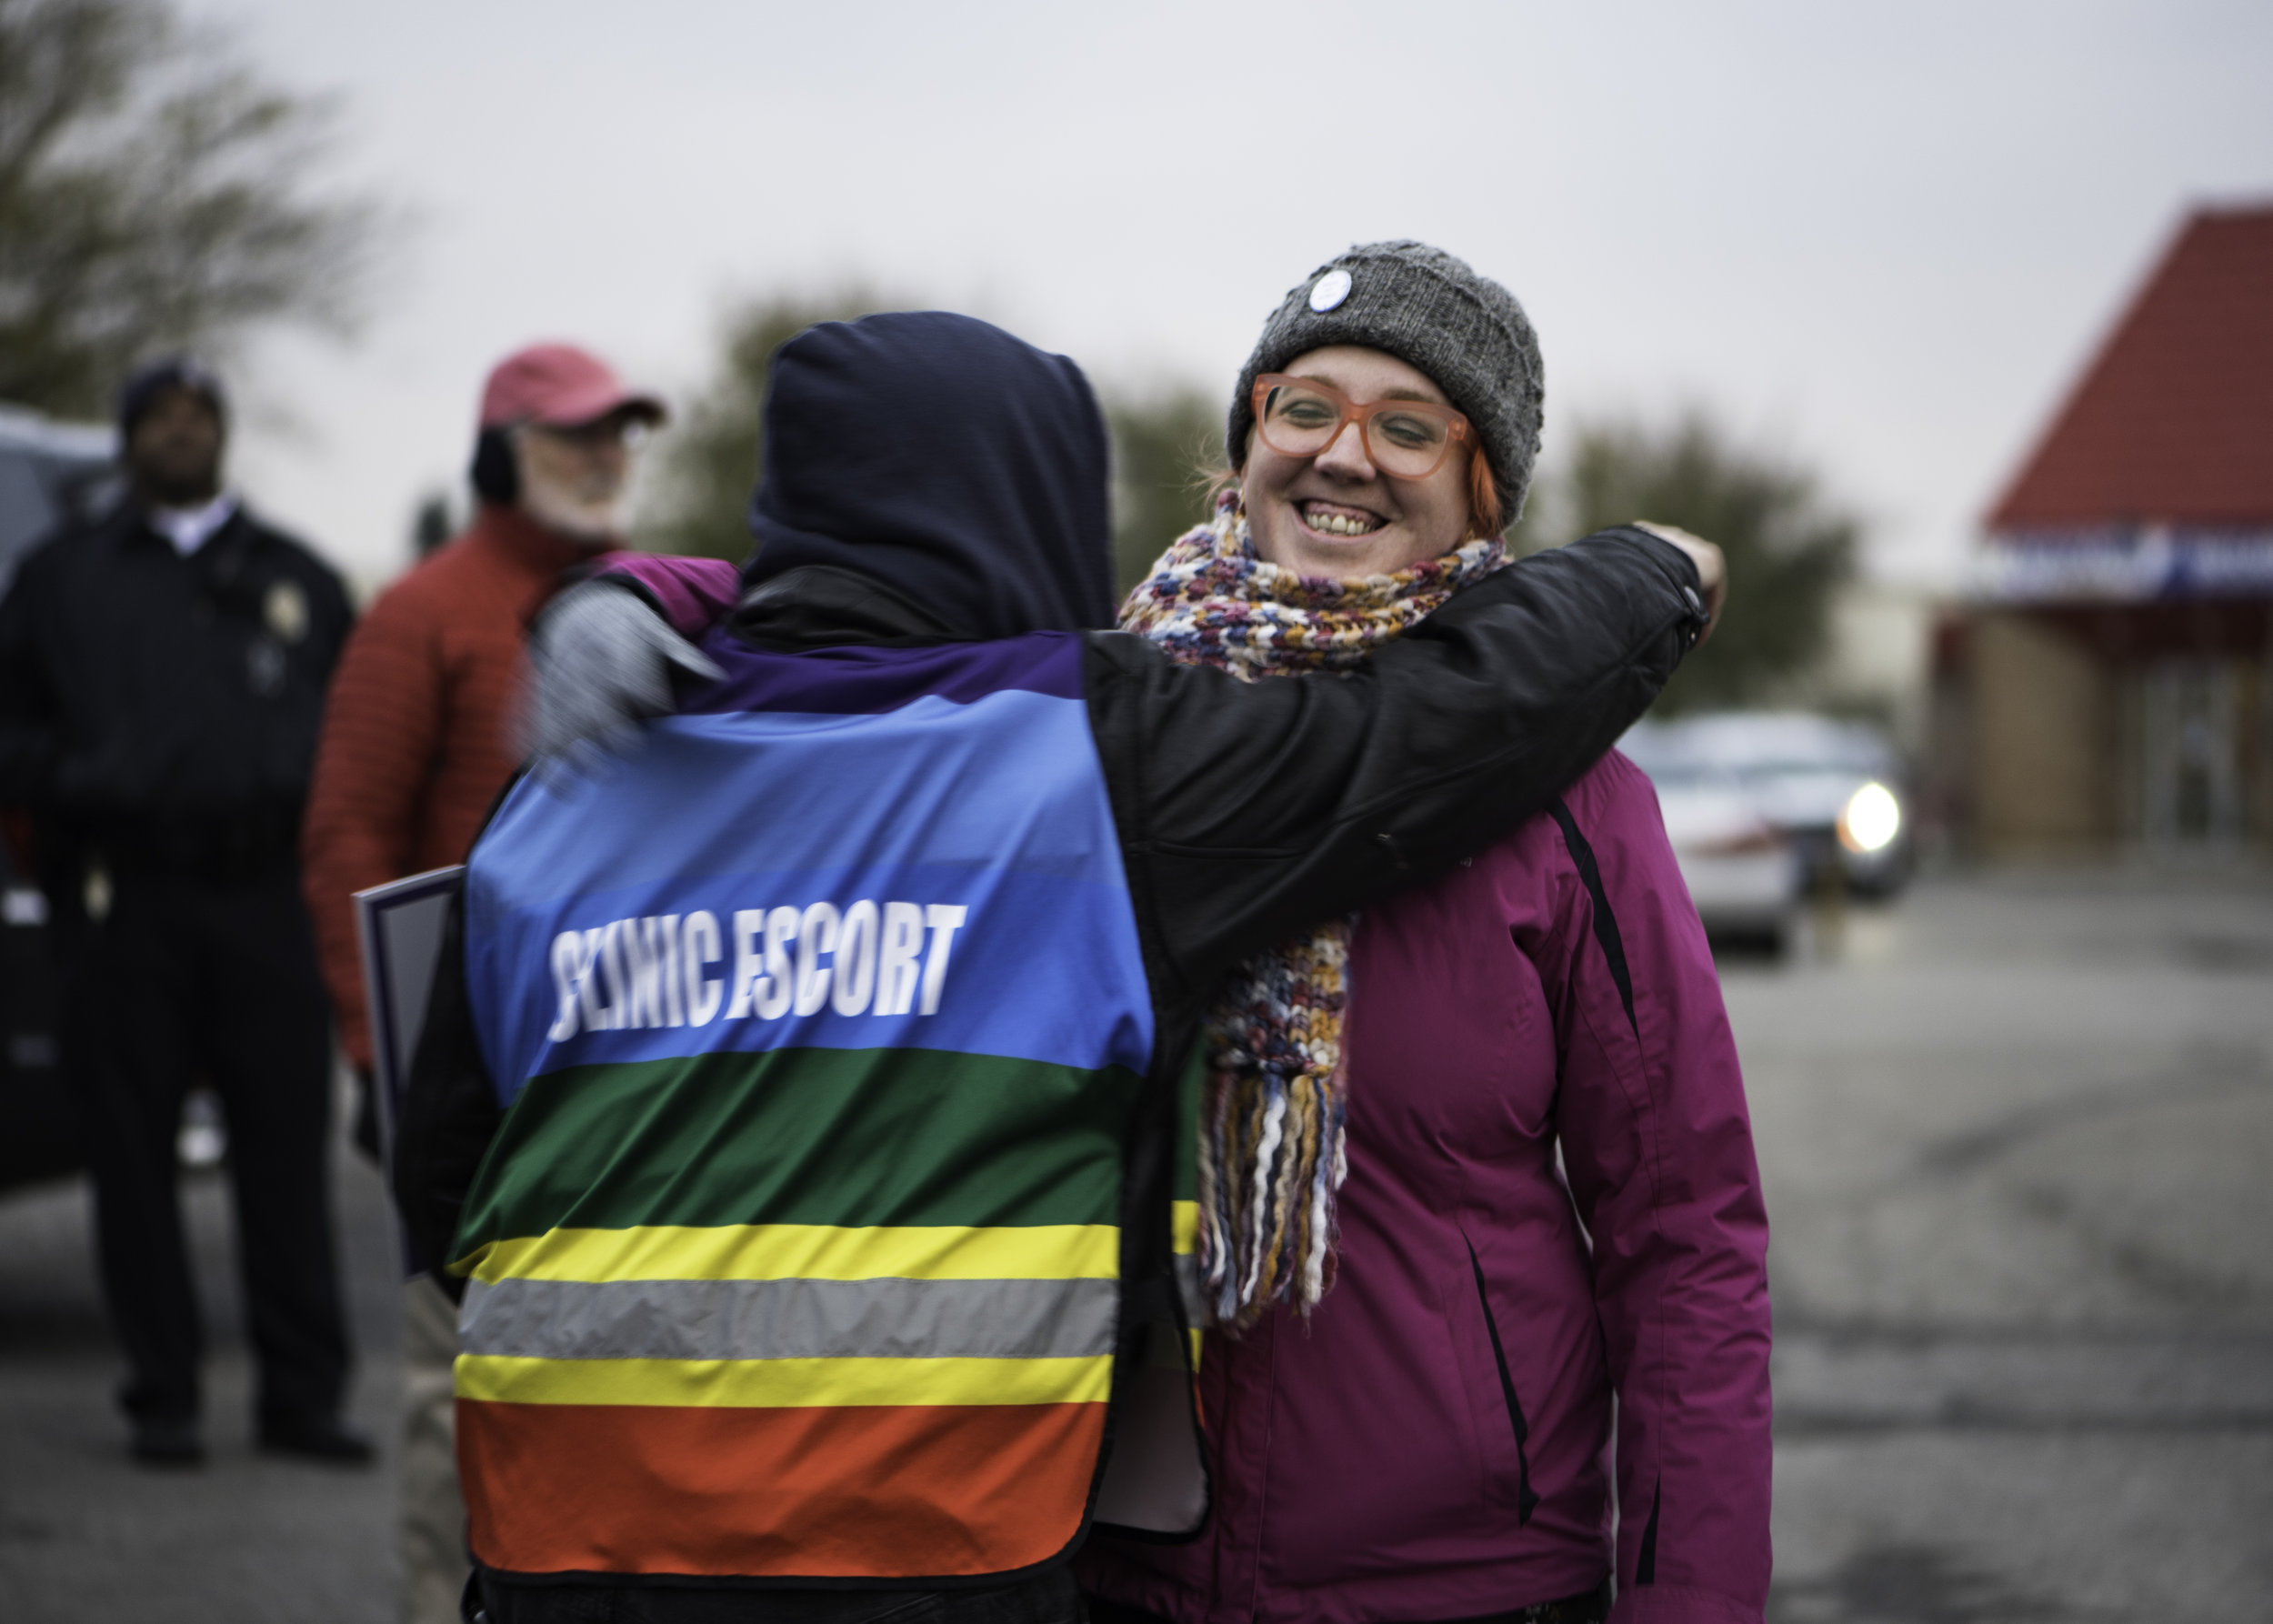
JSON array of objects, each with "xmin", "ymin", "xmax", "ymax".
[{"xmin": 1197, "ymin": 1059, "xmax": 1349, "ymax": 1332}]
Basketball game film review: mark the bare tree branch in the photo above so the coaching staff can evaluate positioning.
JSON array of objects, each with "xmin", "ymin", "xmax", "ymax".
[{"xmin": 0, "ymin": 0, "xmax": 386, "ymax": 417}]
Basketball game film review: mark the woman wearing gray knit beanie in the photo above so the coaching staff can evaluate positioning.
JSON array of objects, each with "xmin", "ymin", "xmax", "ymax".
[
  {"xmin": 1214, "ymin": 239, "xmax": 1721, "ymax": 586},
  {"xmin": 1081, "ymin": 243, "xmax": 1771, "ymax": 1624}
]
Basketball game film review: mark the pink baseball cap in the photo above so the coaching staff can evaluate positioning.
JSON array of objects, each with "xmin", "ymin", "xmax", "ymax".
[{"xmin": 477, "ymin": 343, "xmax": 666, "ymax": 431}]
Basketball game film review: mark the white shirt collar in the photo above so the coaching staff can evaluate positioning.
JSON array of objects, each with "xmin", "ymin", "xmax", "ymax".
[{"xmin": 148, "ymin": 491, "xmax": 239, "ymax": 556}]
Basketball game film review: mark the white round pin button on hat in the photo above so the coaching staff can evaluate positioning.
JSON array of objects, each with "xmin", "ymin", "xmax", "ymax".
[{"xmin": 1308, "ymin": 268, "xmax": 1352, "ymax": 313}]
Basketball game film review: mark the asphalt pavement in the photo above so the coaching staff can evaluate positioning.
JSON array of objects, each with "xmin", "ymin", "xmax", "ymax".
[
  {"xmin": 1739, "ymin": 867, "xmax": 2273, "ymax": 1621},
  {"xmin": 0, "ymin": 1120, "xmax": 402, "ymax": 1622},
  {"xmin": 0, "ymin": 867, "xmax": 2268, "ymax": 1622}
]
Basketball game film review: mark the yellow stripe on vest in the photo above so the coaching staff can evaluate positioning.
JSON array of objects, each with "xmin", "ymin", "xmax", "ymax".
[
  {"xmin": 455, "ymin": 1352, "xmax": 1115, "ymax": 1409},
  {"xmin": 459, "ymin": 1224, "xmax": 1120, "ymax": 1287}
]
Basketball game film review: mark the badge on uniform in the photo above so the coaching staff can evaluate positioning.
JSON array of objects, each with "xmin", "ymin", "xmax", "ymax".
[{"xmin": 265, "ymin": 580, "xmax": 309, "ymax": 645}]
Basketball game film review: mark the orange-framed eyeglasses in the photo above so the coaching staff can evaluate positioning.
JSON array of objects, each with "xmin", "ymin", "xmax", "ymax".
[{"xmin": 1251, "ymin": 373, "xmax": 1473, "ymax": 479}]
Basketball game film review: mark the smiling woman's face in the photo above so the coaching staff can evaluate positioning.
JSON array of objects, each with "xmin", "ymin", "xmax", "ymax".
[{"xmin": 1242, "ymin": 346, "xmax": 1477, "ymax": 580}]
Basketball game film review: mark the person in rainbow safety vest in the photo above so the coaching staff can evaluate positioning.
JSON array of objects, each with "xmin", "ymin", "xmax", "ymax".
[{"xmin": 395, "ymin": 310, "xmax": 1712, "ymax": 1624}]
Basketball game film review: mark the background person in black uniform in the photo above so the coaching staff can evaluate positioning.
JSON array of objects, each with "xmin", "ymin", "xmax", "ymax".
[{"xmin": 0, "ymin": 360, "xmax": 368, "ymax": 1467}]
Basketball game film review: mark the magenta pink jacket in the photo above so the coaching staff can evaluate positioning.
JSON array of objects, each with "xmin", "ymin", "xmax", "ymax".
[
  {"xmin": 1078, "ymin": 749, "xmax": 1771, "ymax": 1624},
  {"xmin": 583, "ymin": 556, "xmax": 1771, "ymax": 1622}
]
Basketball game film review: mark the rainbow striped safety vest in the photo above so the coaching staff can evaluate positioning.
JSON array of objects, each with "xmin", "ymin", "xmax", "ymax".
[{"xmin": 449, "ymin": 631, "xmax": 1197, "ymax": 1581}]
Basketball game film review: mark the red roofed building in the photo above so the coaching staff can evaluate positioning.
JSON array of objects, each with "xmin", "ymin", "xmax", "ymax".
[{"xmin": 1940, "ymin": 205, "xmax": 2273, "ymax": 855}]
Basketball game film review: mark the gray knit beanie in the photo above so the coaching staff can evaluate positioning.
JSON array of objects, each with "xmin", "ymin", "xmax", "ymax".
[{"xmin": 1227, "ymin": 241, "xmax": 1544, "ymax": 526}]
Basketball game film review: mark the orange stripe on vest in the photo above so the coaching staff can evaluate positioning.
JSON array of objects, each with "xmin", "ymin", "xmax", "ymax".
[{"xmin": 459, "ymin": 1398, "xmax": 1106, "ymax": 1577}]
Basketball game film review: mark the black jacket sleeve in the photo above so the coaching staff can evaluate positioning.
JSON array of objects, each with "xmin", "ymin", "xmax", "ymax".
[
  {"xmin": 392, "ymin": 897, "xmax": 503, "ymax": 1297},
  {"xmin": 1085, "ymin": 525, "xmax": 1703, "ymax": 999}
]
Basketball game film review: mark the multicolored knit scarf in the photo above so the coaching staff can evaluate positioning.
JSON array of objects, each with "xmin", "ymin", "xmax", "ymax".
[{"xmin": 1119, "ymin": 493, "xmax": 1507, "ymax": 1329}]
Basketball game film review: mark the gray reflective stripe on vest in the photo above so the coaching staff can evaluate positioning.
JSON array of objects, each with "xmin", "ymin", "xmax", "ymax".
[{"xmin": 460, "ymin": 1274, "xmax": 1119, "ymax": 1362}]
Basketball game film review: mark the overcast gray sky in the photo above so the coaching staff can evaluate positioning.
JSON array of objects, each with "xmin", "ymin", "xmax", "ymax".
[{"xmin": 186, "ymin": 0, "xmax": 2273, "ymax": 593}]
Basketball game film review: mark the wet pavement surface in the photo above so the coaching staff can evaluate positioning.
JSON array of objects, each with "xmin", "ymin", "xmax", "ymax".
[
  {"xmin": 1737, "ymin": 868, "xmax": 2273, "ymax": 1621},
  {"xmin": 0, "ymin": 867, "xmax": 2268, "ymax": 1620},
  {"xmin": 0, "ymin": 1123, "xmax": 401, "ymax": 1622}
]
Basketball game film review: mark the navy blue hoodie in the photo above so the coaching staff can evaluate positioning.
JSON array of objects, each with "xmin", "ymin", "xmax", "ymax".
[{"xmin": 746, "ymin": 312, "xmax": 1117, "ymax": 639}]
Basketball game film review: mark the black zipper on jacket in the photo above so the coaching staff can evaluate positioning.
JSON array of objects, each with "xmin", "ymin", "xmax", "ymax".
[
  {"xmin": 1546, "ymin": 797, "xmax": 1636, "ymax": 1037},
  {"xmin": 1465, "ymin": 1238, "xmax": 1539, "ymax": 1524}
]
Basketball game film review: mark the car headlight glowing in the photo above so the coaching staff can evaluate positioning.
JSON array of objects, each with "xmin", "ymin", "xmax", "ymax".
[{"xmin": 1838, "ymin": 781, "xmax": 1901, "ymax": 854}]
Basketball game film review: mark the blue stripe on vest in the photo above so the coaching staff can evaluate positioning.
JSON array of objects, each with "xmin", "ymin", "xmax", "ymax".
[{"xmin": 465, "ymin": 678, "xmax": 1152, "ymax": 1103}]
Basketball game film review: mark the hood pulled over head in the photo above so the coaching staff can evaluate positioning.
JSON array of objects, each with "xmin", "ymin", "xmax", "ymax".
[{"xmin": 743, "ymin": 311, "xmax": 1116, "ymax": 639}]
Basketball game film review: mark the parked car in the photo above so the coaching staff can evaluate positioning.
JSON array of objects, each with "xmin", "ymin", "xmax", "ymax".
[
  {"xmin": 0, "ymin": 404, "xmax": 117, "ymax": 597},
  {"xmin": 1621, "ymin": 728, "xmax": 1803, "ymax": 951},
  {"xmin": 1624, "ymin": 710, "xmax": 1913, "ymax": 918},
  {"xmin": 0, "ymin": 404, "xmax": 118, "ymax": 1190}
]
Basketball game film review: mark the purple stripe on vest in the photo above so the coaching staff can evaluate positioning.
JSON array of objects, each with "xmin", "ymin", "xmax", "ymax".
[{"xmin": 679, "ymin": 629, "xmax": 1086, "ymax": 716}]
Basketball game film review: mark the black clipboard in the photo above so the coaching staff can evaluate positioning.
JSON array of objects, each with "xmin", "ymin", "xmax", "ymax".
[{"xmin": 352, "ymin": 865, "xmax": 464, "ymax": 1168}]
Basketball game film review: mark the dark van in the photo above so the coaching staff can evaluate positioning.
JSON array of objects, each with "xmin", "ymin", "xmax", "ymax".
[{"xmin": 0, "ymin": 405, "xmax": 119, "ymax": 1190}]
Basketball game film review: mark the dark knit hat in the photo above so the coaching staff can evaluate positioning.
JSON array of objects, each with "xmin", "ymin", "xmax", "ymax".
[
  {"xmin": 1227, "ymin": 241, "xmax": 1544, "ymax": 525},
  {"xmin": 117, "ymin": 356, "xmax": 227, "ymax": 438}
]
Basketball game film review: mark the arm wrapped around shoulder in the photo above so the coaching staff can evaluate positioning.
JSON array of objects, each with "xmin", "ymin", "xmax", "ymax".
[{"xmin": 1087, "ymin": 523, "xmax": 1711, "ymax": 989}]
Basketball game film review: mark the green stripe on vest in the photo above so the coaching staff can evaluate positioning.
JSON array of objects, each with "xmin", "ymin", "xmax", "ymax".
[{"xmin": 455, "ymin": 1047, "xmax": 1143, "ymax": 1256}]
